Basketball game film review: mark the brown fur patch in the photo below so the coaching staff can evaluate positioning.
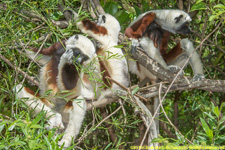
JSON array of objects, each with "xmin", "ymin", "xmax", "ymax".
[
  {"xmin": 46, "ymin": 59, "xmax": 58, "ymax": 92},
  {"xmin": 32, "ymin": 40, "xmax": 66, "ymax": 56},
  {"xmin": 163, "ymin": 42, "xmax": 183, "ymax": 63},
  {"xmin": 136, "ymin": 62, "xmax": 141, "ymax": 72},
  {"xmin": 125, "ymin": 12, "xmax": 156, "ymax": 39},
  {"xmin": 24, "ymin": 87, "xmax": 52, "ymax": 107},
  {"xmin": 82, "ymin": 74, "xmax": 90, "ymax": 84},
  {"xmin": 62, "ymin": 64, "xmax": 79, "ymax": 90},
  {"xmin": 160, "ymin": 31, "xmax": 171, "ymax": 56},
  {"xmin": 96, "ymin": 48, "xmax": 104, "ymax": 55},
  {"xmin": 64, "ymin": 101, "xmax": 73, "ymax": 111},
  {"xmin": 98, "ymin": 57, "xmax": 112, "ymax": 88},
  {"xmin": 82, "ymin": 19, "xmax": 108, "ymax": 35}
]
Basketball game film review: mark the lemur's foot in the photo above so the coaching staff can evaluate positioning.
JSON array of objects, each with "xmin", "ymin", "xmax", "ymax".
[
  {"xmin": 61, "ymin": 49, "xmax": 74, "ymax": 64},
  {"xmin": 45, "ymin": 113, "xmax": 64, "ymax": 130},
  {"xmin": 58, "ymin": 137, "xmax": 71, "ymax": 149},
  {"xmin": 168, "ymin": 65, "xmax": 184, "ymax": 75},
  {"xmin": 192, "ymin": 74, "xmax": 205, "ymax": 82}
]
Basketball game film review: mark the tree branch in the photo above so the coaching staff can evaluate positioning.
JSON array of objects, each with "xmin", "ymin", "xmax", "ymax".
[{"xmin": 0, "ymin": 54, "xmax": 39, "ymax": 86}]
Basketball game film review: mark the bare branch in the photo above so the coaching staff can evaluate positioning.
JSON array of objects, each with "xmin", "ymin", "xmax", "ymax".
[
  {"xmin": 0, "ymin": 54, "xmax": 39, "ymax": 86},
  {"xmin": 91, "ymin": 0, "xmax": 105, "ymax": 14}
]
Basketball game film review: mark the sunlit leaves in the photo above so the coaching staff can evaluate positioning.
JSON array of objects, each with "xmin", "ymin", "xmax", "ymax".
[
  {"xmin": 191, "ymin": 2, "xmax": 207, "ymax": 11},
  {"xmin": 104, "ymin": 2, "xmax": 119, "ymax": 15}
]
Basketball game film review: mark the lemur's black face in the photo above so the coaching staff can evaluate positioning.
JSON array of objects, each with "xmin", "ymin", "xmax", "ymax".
[
  {"xmin": 176, "ymin": 22, "xmax": 191, "ymax": 34},
  {"xmin": 70, "ymin": 47, "xmax": 89, "ymax": 65}
]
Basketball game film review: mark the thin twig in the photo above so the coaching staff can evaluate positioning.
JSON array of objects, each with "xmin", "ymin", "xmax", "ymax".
[
  {"xmin": 105, "ymin": 76, "xmax": 148, "ymax": 102},
  {"xmin": 22, "ymin": 34, "xmax": 50, "ymax": 83},
  {"xmin": 77, "ymin": 105, "xmax": 122, "ymax": 144},
  {"xmin": 0, "ymin": 54, "xmax": 39, "ymax": 86}
]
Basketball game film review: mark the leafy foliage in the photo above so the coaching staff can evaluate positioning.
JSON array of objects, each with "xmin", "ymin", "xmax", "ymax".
[{"xmin": 0, "ymin": 0, "xmax": 225, "ymax": 149}]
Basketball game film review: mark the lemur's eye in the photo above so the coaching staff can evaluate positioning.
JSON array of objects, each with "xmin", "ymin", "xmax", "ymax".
[
  {"xmin": 102, "ymin": 15, "xmax": 106, "ymax": 23},
  {"xmin": 174, "ymin": 15, "xmax": 183, "ymax": 23}
]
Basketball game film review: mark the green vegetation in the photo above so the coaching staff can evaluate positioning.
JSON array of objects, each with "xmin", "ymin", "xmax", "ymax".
[{"xmin": 0, "ymin": 0, "xmax": 225, "ymax": 149}]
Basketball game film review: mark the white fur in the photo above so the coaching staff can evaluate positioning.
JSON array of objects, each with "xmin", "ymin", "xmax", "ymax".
[
  {"xmin": 56, "ymin": 35, "xmax": 98, "ymax": 147},
  {"xmin": 130, "ymin": 9, "xmax": 191, "ymax": 34},
  {"xmin": 14, "ymin": 84, "xmax": 64, "ymax": 130},
  {"xmin": 151, "ymin": 9, "xmax": 191, "ymax": 34},
  {"xmin": 128, "ymin": 10, "xmax": 204, "ymax": 80},
  {"xmin": 77, "ymin": 13, "xmax": 129, "ymax": 99},
  {"xmin": 140, "ymin": 37, "xmax": 169, "ymax": 69},
  {"xmin": 180, "ymin": 38, "xmax": 204, "ymax": 75},
  {"xmin": 128, "ymin": 59, "xmax": 156, "ymax": 81},
  {"xmin": 58, "ymin": 96, "xmax": 86, "ymax": 147},
  {"xmin": 25, "ymin": 49, "xmax": 51, "ymax": 66},
  {"xmin": 15, "ymin": 34, "xmax": 97, "ymax": 148},
  {"xmin": 66, "ymin": 35, "xmax": 96, "ymax": 59},
  {"xmin": 137, "ymin": 37, "xmax": 204, "ymax": 78}
]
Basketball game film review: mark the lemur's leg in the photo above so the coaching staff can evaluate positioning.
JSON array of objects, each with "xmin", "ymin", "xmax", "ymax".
[
  {"xmin": 150, "ymin": 79, "xmax": 160, "ymax": 135},
  {"xmin": 14, "ymin": 84, "xmax": 64, "ymax": 130},
  {"xmin": 76, "ymin": 20, "xmax": 107, "ymax": 44},
  {"xmin": 180, "ymin": 38, "xmax": 205, "ymax": 81},
  {"xmin": 58, "ymin": 96, "xmax": 86, "ymax": 148},
  {"xmin": 25, "ymin": 50, "xmax": 51, "ymax": 66},
  {"xmin": 25, "ymin": 40, "xmax": 66, "ymax": 66}
]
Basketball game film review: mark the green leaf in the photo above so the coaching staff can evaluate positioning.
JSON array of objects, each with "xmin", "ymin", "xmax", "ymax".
[
  {"xmin": 30, "ymin": 124, "xmax": 43, "ymax": 129},
  {"xmin": 116, "ymin": 10, "xmax": 130, "ymax": 25},
  {"xmin": 222, "ymin": 0, "xmax": 225, "ymax": 5},
  {"xmin": 213, "ymin": 106, "xmax": 220, "ymax": 118},
  {"xmin": 104, "ymin": 142, "xmax": 112, "ymax": 150},
  {"xmin": 114, "ymin": 45, "xmax": 124, "ymax": 48},
  {"xmin": 131, "ymin": 87, "xmax": 139, "ymax": 95},
  {"xmin": 209, "ymin": 15, "xmax": 218, "ymax": 22},
  {"xmin": 104, "ymin": 2, "xmax": 118, "ymax": 15},
  {"xmin": 134, "ymin": 6, "xmax": 142, "ymax": 16},
  {"xmin": 215, "ymin": 136, "xmax": 225, "ymax": 144},
  {"xmin": 175, "ymin": 131, "xmax": 185, "ymax": 142},
  {"xmin": 0, "ymin": 124, "xmax": 5, "ymax": 133},
  {"xmin": 191, "ymin": 2, "xmax": 207, "ymax": 11},
  {"xmin": 219, "ymin": 124, "xmax": 225, "ymax": 131},
  {"xmin": 200, "ymin": 118, "xmax": 213, "ymax": 142},
  {"xmin": 196, "ymin": 0, "xmax": 203, "ymax": 4},
  {"xmin": 219, "ymin": 115, "xmax": 225, "ymax": 126},
  {"xmin": 203, "ymin": 112, "xmax": 214, "ymax": 120},
  {"xmin": 214, "ymin": 4, "xmax": 225, "ymax": 9},
  {"xmin": 151, "ymin": 137, "xmax": 167, "ymax": 143},
  {"xmin": 31, "ymin": 111, "xmax": 45, "ymax": 125},
  {"xmin": 8, "ymin": 122, "xmax": 17, "ymax": 131}
]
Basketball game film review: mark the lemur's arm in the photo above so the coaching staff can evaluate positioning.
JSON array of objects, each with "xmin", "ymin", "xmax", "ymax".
[
  {"xmin": 32, "ymin": 40, "xmax": 66, "ymax": 55},
  {"xmin": 25, "ymin": 40, "xmax": 66, "ymax": 65},
  {"xmin": 57, "ymin": 49, "xmax": 80, "ymax": 91},
  {"xmin": 180, "ymin": 39, "xmax": 204, "ymax": 81},
  {"xmin": 163, "ymin": 38, "xmax": 204, "ymax": 81}
]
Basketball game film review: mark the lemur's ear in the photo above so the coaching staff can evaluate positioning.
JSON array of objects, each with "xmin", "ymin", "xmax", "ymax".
[
  {"xmin": 102, "ymin": 15, "xmax": 106, "ymax": 23},
  {"xmin": 75, "ymin": 35, "xmax": 79, "ymax": 40}
]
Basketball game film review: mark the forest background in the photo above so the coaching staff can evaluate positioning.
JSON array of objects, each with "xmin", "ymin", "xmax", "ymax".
[{"xmin": 0, "ymin": 0, "xmax": 225, "ymax": 149}]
